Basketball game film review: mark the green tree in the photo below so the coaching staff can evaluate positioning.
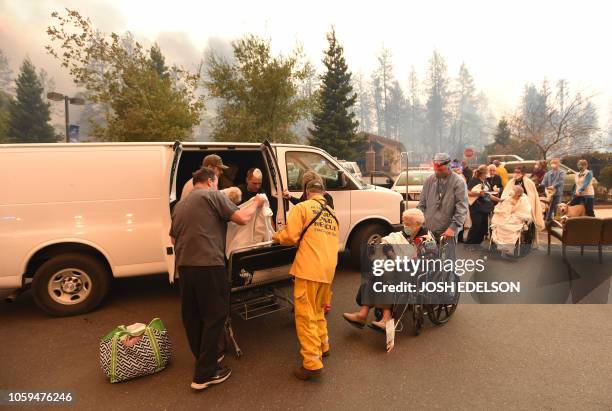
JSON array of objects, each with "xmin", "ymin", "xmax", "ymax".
[
  {"xmin": 308, "ymin": 28, "xmax": 362, "ymax": 160},
  {"xmin": 8, "ymin": 59, "xmax": 56, "ymax": 143},
  {"xmin": 46, "ymin": 10, "xmax": 203, "ymax": 141},
  {"xmin": 493, "ymin": 118, "xmax": 511, "ymax": 145},
  {"xmin": 205, "ymin": 34, "xmax": 313, "ymax": 143},
  {"xmin": 0, "ymin": 49, "xmax": 12, "ymax": 92},
  {"xmin": 599, "ymin": 165, "xmax": 612, "ymax": 189},
  {"xmin": 149, "ymin": 43, "xmax": 168, "ymax": 78},
  {"xmin": 0, "ymin": 90, "xmax": 12, "ymax": 142}
]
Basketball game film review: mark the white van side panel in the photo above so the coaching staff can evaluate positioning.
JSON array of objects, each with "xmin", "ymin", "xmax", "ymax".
[{"xmin": 0, "ymin": 146, "xmax": 172, "ymax": 281}]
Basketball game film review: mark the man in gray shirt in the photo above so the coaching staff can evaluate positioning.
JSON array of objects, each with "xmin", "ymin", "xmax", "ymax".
[
  {"xmin": 417, "ymin": 153, "xmax": 469, "ymax": 241},
  {"xmin": 170, "ymin": 167, "xmax": 264, "ymax": 390}
]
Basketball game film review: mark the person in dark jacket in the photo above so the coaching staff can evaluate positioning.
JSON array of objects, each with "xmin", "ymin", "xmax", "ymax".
[
  {"xmin": 462, "ymin": 161, "xmax": 473, "ymax": 182},
  {"xmin": 466, "ymin": 165, "xmax": 500, "ymax": 245}
]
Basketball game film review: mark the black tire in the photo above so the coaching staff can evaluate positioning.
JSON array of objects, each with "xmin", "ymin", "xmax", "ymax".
[
  {"xmin": 426, "ymin": 303, "xmax": 458, "ymax": 325},
  {"xmin": 32, "ymin": 253, "xmax": 111, "ymax": 316},
  {"xmin": 349, "ymin": 223, "xmax": 390, "ymax": 268}
]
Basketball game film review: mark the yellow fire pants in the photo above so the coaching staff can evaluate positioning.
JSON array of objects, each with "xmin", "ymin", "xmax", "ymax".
[{"xmin": 293, "ymin": 278, "xmax": 331, "ymax": 371}]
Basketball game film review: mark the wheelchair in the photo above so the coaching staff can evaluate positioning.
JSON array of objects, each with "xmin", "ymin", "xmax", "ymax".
[
  {"xmin": 372, "ymin": 236, "xmax": 460, "ymax": 336},
  {"xmin": 488, "ymin": 220, "xmax": 535, "ymax": 258}
]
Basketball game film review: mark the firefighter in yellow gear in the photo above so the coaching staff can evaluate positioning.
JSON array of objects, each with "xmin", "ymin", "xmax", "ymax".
[{"xmin": 273, "ymin": 179, "xmax": 339, "ymax": 380}]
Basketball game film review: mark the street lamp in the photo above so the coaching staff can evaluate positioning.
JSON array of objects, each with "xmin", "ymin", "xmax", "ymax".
[
  {"xmin": 47, "ymin": 92, "xmax": 85, "ymax": 142},
  {"xmin": 401, "ymin": 150, "xmax": 413, "ymax": 203}
]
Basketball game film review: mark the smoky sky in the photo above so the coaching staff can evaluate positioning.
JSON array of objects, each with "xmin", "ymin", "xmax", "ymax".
[{"xmin": 1, "ymin": 0, "xmax": 610, "ymax": 129}]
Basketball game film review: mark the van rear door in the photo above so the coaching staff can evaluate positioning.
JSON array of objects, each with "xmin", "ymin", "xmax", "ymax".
[
  {"xmin": 165, "ymin": 141, "xmax": 182, "ymax": 282},
  {"xmin": 261, "ymin": 140, "xmax": 287, "ymax": 228}
]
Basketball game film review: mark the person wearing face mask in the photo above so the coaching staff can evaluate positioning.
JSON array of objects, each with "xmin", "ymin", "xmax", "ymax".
[
  {"xmin": 342, "ymin": 209, "xmax": 436, "ymax": 352},
  {"xmin": 541, "ymin": 158, "xmax": 565, "ymax": 221},
  {"xmin": 502, "ymin": 167, "xmax": 544, "ymax": 248},
  {"xmin": 569, "ymin": 159, "xmax": 595, "ymax": 217}
]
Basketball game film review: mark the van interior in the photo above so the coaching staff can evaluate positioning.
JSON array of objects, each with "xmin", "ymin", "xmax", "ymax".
[
  {"xmin": 173, "ymin": 148, "xmax": 280, "ymax": 218},
  {"xmin": 172, "ymin": 148, "xmax": 296, "ymax": 291}
]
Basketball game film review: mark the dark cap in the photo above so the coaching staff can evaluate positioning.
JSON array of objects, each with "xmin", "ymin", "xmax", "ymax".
[{"xmin": 203, "ymin": 154, "xmax": 229, "ymax": 170}]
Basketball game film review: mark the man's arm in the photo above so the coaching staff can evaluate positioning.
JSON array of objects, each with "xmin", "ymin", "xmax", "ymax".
[
  {"xmin": 542, "ymin": 172, "xmax": 550, "ymax": 188},
  {"xmin": 578, "ymin": 171, "xmax": 592, "ymax": 193},
  {"xmin": 417, "ymin": 179, "xmax": 429, "ymax": 212},
  {"xmin": 230, "ymin": 195, "xmax": 264, "ymax": 225},
  {"xmin": 273, "ymin": 205, "xmax": 305, "ymax": 246},
  {"xmin": 449, "ymin": 178, "xmax": 469, "ymax": 234},
  {"xmin": 553, "ymin": 171, "xmax": 565, "ymax": 193}
]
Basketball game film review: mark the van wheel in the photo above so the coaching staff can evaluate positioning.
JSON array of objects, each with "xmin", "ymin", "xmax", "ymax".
[
  {"xmin": 32, "ymin": 253, "xmax": 111, "ymax": 316},
  {"xmin": 349, "ymin": 224, "xmax": 390, "ymax": 268}
]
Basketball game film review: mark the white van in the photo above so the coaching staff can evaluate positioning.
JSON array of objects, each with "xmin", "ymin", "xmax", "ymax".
[{"xmin": 0, "ymin": 141, "xmax": 403, "ymax": 315}]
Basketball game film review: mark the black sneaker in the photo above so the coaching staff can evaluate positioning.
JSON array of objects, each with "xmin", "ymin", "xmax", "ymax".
[{"xmin": 191, "ymin": 366, "xmax": 232, "ymax": 390}]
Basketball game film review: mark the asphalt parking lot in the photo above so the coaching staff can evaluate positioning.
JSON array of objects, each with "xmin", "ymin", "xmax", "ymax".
[{"xmin": 1, "ymin": 247, "xmax": 612, "ymax": 410}]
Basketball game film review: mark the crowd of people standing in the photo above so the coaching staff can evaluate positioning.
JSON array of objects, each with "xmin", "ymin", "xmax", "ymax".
[{"xmin": 448, "ymin": 156, "xmax": 597, "ymax": 253}]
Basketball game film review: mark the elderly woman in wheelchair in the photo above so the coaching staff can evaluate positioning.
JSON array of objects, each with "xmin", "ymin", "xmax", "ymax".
[
  {"xmin": 490, "ymin": 185, "xmax": 533, "ymax": 258},
  {"xmin": 342, "ymin": 208, "xmax": 438, "ymax": 352}
]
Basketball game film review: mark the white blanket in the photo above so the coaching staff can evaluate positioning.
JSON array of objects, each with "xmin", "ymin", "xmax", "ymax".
[
  {"xmin": 225, "ymin": 194, "xmax": 275, "ymax": 258},
  {"xmin": 491, "ymin": 194, "xmax": 532, "ymax": 253}
]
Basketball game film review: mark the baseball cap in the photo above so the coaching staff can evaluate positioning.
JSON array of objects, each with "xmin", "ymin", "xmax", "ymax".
[
  {"xmin": 202, "ymin": 154, "xmax": 229, "ymax": 170},
  {"xmin": 433, "ymin": 152, "xmax": 451, "ymax": 165},
  {"xmin": 305, "ymin": 180, "xmax": 324, "ymax": 191}
]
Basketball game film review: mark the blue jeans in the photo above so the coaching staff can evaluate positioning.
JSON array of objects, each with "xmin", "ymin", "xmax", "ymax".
[{"xmin": 546, "ymin": 195, "xmax": 561, "ymax": 221}]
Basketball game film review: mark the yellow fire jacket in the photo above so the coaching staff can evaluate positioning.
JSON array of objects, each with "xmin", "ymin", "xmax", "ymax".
[{"xmin": 273, "ymin": 194, "xmax": 339, "ymax": 284}]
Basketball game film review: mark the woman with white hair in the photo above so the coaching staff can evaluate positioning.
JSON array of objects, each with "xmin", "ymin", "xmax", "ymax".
[
  {"xmin": 342, "ymin": 208, "xmax": 437, "ymax": 352},
  {"xmin": 490, "ymin": 185, "xmax": 532, "ymax": 257},
  {"xmin": 501, "ymin": 166, "xmax": 544, "ymax": 247}
]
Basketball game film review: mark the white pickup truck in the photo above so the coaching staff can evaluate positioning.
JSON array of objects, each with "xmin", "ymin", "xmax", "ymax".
[{"xmin": 0, "ymin": 141, "xmax": 403, "ymax": 315}]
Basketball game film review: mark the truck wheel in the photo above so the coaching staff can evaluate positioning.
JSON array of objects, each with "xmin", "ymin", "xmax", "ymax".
[
  {"xmin": 32, "ymin": 253, "xmax": 111, "ymax": 316},
  {"xmin": 349, "ymin": 223, "xmax": 390, "ymax": 268}
]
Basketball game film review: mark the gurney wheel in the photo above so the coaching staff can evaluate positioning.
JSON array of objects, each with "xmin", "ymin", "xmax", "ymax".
[{"xmin": 412, "ymin": 305, "xmax": 423, "ymax": 336}]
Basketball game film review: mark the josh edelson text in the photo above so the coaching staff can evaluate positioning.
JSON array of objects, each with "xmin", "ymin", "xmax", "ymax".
[{"xmin": 370, "ymin": 256, "xmax": 521, "ymax": 294}]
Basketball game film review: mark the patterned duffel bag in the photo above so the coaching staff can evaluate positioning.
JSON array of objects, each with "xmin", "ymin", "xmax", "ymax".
[{"xmin": 100, "ymin": 318, "xmax": 171, "ymax": 383}]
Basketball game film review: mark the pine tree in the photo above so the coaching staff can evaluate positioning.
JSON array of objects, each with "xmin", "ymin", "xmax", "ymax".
[
  {"xmin": 493, "ymin": 118, "xmax": 511, "ymax": 145},
  {"xmin": 0, "ymin": 49, "xmax": 12, "ymax": 92},
  {"xmin": 0, "ymin": 91, "xmax": 11, "ymax": 142},
  {"xmin": 8, "ymin": 59, "xmax": 56, "ymax": 143},
  {"xmin": 371, "ymin": 47, "xmax": 394, "ymax": 137},
  {"xmin": 308, "ymin": 28, "xmax": 362, "ymax": 160},
  {"xmin": 425, "ymin": 50, "xmax": 450, "ymax": 154},
  {"xmin": 149, "ymin": 43, "xmax": 169, "ymax": 78}
]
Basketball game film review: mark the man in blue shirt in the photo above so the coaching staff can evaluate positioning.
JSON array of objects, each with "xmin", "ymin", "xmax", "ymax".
[{"xmin": 541, "ymin": 158, "xmax": 565, "ymax": 222}]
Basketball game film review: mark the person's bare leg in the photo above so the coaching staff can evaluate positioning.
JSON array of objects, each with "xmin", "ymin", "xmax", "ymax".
[
  {"xmin": 342, "ymin": 306, "xmax": 370, "ymax": 328},
  {"xmin": 381, "ymin": 308, "xmax": 392, "ymax": 322}
]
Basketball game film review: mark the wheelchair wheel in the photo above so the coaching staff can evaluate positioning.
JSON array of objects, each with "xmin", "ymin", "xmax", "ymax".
[
  {"xmin": 426, "ymin": 303, "xmax": 458, "ymax": 325},
  {"xmin": 374, "ymin": 307, "xmax": 383, "ymax": 321}
]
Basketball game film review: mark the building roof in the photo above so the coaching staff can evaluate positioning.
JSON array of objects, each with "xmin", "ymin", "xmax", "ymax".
[{"xmin": 359, "ymin": 132, "xmax": 406, "ymax": 152}]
